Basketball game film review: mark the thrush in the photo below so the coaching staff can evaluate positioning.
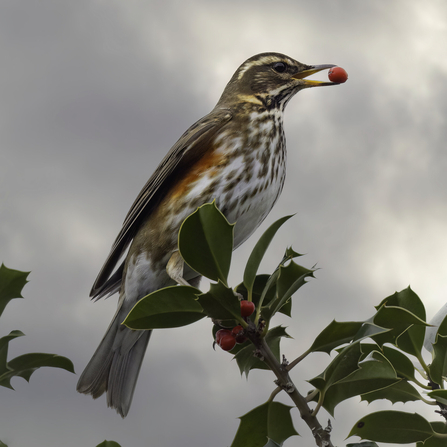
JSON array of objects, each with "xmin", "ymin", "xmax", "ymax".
[{"xmin": 77, "ymin": 52, "xmax": 338, "ymax": 417}]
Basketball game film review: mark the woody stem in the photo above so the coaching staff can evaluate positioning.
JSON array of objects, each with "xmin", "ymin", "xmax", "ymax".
[{"xmin": 246, "ymin": 323, "xmax": 334, "ymax": 447}]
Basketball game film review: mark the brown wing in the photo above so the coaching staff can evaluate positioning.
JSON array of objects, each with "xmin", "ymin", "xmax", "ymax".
[{"xmin": 90, "ymin": 107, "xmax": 233, "ymax": 299}]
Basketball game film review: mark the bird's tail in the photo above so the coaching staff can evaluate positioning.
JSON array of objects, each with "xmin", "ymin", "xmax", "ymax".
[{"xmin": 77, "ymin": 298, "xmax": 151, "ymax": 418}]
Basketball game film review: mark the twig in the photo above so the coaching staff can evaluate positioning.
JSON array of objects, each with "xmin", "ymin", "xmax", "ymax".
[
  {"xmin": 287, "ymin": 348, "xmax": 311, "ymax": 371},
  {"xmin": 246, "ymin": 322, "xmax": 334, "ymax": 447},
  {"xmin": 267, "ymin": 386, "xmax": 282, "ymax": 402}
]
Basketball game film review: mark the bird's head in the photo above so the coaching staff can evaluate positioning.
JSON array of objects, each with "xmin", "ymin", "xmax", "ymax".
[{"xmin": 217, "ymin": 52, "xmax": 337, "ymax": 109}]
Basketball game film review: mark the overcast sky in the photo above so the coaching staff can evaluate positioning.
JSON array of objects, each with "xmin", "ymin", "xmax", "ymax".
[{"xmin": 2, "ymin": 1, "xmax": 447, "ymax": 446}]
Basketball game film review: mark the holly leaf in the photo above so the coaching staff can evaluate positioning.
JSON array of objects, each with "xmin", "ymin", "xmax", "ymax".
[
  {"xmin": 179, "ymin": 202, "xmax": 234, "ymax": 285},
  {"xmin": 0, "ymin": 330, "xmax": 26, "ymax": 388},
  {"xmin": 416, "ymin": 422, "xmax": 447, "ymax": 447},
  {"xmin": 318, "ymin": 350, "xmax": 399, "ymax": 416},
  {"xmin": 0, "ymin": 352, "xmax": 75, "ymax": 389},
  {"xmin": 371, "ymin": 305, "xmax": 428, "ymax": 350},
  {"xmin": 230, "ymin": 401, "xmax": 298, "ymax": 447},
  {"xmin": 262, "ymin": 261, "xmax": 313, "ymax": 322},
  {"xmin": 431, "ymin": 335, "xmax": 447, "ymax": 386},
  {"xmin": 0, "ymin": 264, "xmax": 30, "ymax": 318},
  {"xmin": 309, "ymin": 342, "xmax": 363, "ymax": 394},
  {"xmin": 197, "ymin": 281, "xmax": 242, "ymax": 321},
  {"xmin": 427, "ymin": 389, "xmax": 447, "ymax": 406},
  {"xmin": 376, "ymin": 287, "xmax": 426, "ymax": 320},
  {"xmin": 349, "ymin": 411, "xmax": 435, "ymax": 444},
  {"xmin": 243, "ymin": 215, "xmax": 294, "ymax": 297},
  {"xmin": 361, "ymin": 379, "xmax": 423, "ymax": 404},
  {"xmin": 373, "ymin": 288, "xmax": 427, "ymax": 357},
  {"xmin": 361, "ymin": 344, "xmax": 416, "ymax": 381},
  {"xmin": 236, "ymin": 275, "xmax": 276, "ymax": 309},
  {"xmin": 308, "ymin": 321, "xmax": 387, "ymax": 354},
  {"xmin": 96, "ymin": 441, "xmax": 122, "ymax": 447},
  {"xmin": 0, "ymin": 266, "xmax": 74, "ymax": 389},
  {"xmin": 429, "ymin": 314, "xmax": 447, "ymax": 386},
  {"xmin": 425, "ymin": 304, "xmax": 447, "ymax": 352},
  {"xmin": 247, "ymin": 247, "xmax": 303, "ymax": 315},
  {"xmin": 123, "ymin": 285, "xmax": 204, "ymax": 330}
]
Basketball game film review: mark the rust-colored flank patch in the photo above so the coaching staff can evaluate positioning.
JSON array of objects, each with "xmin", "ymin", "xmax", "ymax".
[{"xmin": 168, "ymin": 148, "xmax": 224, "ymax": 200}]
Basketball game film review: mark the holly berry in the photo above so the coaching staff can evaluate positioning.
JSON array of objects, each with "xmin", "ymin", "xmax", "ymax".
[
  {"xmin": 216, "ymin": 329, "xmax": 232, "ymax": 345},
  {"xmin": 215, "ymin": 329, "xmax": 236, "ymax": 351},
  {"xmin": 231, "ymin": 325, "xmax": 243, "ymax": 336},
  {"xmin": 240, "ymin": 300, "xmax": 255, "ymax": 317},
  {"xmin": 328, "ymin": 66, "xmax": 348, "ymax": 84},
  {"xmin": 231, "ymin": 325, "xmax": 247, "ymax": 344},
  {"xmin": 218, "ymin": 333, "xmax": 237, "ymax": 351}
]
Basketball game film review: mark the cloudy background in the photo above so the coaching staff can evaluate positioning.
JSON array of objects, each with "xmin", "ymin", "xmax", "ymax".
[{"xmin": 1, "ymin": 1, "xmax": 447, "ymax": 446}]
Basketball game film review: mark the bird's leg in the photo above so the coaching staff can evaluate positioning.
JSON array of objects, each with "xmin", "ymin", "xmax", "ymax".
[{"xmin": 166, "ymin": 251, "xmax": 190, "ymax": 286}]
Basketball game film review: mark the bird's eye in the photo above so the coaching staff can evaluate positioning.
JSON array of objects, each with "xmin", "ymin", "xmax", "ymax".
[{"xmin": 272, "ymin": 62, "xmax": 287, "ymax": 73}]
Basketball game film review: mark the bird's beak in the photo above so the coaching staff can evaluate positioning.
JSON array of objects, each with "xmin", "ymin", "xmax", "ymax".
[{"xmin": 292, "ymin": 64, "xmax": 337, "ymax": 87}]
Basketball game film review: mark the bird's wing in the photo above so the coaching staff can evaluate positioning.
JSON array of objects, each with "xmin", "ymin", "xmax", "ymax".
[{"xmin": 90, "ymin": 107, "xmax": 233, "ymax": 299}]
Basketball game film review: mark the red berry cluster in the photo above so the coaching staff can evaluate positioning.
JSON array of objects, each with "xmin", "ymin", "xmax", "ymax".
[{"xmin": 215, "ymin": 300, "xmax": 256, "ymax": 351}]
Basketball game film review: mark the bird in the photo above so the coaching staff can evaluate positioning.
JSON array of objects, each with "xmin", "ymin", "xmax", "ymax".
[{"xmin": 77, "ymin": 52, "xmax": 338, "ymax": 417}]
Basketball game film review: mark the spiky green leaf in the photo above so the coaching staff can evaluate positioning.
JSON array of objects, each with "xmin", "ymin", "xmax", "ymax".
[
  {"xmin": 319, "ymin": 350, "xmax": 399, "ymax": 415},
  {"xmin": 262, "ymin": 261, "xmax": 313, "ymax": 322},
  {"xmin": 236, "ymin": 275, "xmax": 276, "ymax": 309},
  {"xmin": 376, "ymin": 287, "xmax": 426, "ymax": 320},
  {"xmin": 123, "ymin": 286, "xmax": 204, "ymax": 330},
  {"xmin": 425, "ymin": 304, "xmax": 447, "ymax": 352},
  {"xmin": 427, "ymin": 389, "xmax": 447, "ymax": 406},
  {"xmin": 309, "ymin": 342, "xmax": 363, "ymax": 394},
  {"xmin": 430, "ymin": 335, "xmax": 447, "ymax": 386},
  {"xmin": 178, "ymin": 202, "xmax": 233, "ymax": 284},
  {"xmin": 361, "ymin": 344, "xmax": 416, "ymax": 381},
  {"xmin": 429, "ymin": 314, "xmax": 447, "ymax": 385},
  {"xmin": 243, "ymin": 215, "xmax": 294, "ymax": 296},
  {"xmin": 0, "ymin": 264, "xmax": 30, "ymax": 318},
  {"xmin": 372, "ymin": 305, "xmax": 428, "ymax": 350},
  {"xmin": 309, "ymin": 321, "xmax": 387, "ymax": 354},
  {"xmin": 0, "ymin": 352, "xmax": 75, "ymax": 389},
  {"xmin": 230, "ymin": 401, "xmax": 298, "ymax": 447},
  {"xmin": 0, "ymin": 331, "xmax": 26, "ymax": 389},
  {"xmin": 197, "ymin": 281, "xmax": 242, "ymax": 321},
  {"xmin": 349, "ymin": 411, "xmax": 435, "ymax": 444},
  {"xmin": 96, "ymin": 441, "xmax": 122, "ymax": 447},
  {"xmin": 416, "ymin": 422, "xmax": 447, "ymax": 447},
  {"xmin": 373, "ymin": 288, "xmax": 427, "ymax": 357},
  {"xmin": 361, "ymin": 379, "xmax": 422, "ymax": 404}
]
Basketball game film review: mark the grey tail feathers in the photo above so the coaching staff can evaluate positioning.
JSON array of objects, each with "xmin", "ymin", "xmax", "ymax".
[{"xmin": 77, "ymin": 306, "xmax": 151, "ymax": 418}]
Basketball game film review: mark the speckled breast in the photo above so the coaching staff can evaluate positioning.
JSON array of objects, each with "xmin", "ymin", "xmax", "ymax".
[{"xmin": 179, "ymin": 107, "xmax": 287, "ymax": 249}]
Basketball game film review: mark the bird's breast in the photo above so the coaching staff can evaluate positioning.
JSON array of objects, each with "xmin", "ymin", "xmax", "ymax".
[
  {"xmin": 215, "ymin": 126, "xmax": 287, "ymax": 247},
  {"xmin": 132, "ymin": 108, "xmax": 287, "ymax": 273},
  {"xmin": 197, "ymin": 108, "xmax": 287, "ymax": 247}
]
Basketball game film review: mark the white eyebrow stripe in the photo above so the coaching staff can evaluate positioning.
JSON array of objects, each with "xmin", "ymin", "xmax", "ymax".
[{"xmin": 237, "ymin": 55, "xmax": 295, "ymax": 80}]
